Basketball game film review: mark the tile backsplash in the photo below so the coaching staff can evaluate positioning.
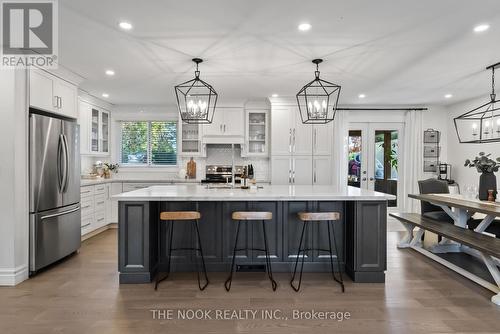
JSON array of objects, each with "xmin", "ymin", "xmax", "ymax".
[
  {"xmin": 81, "ymin": 144, "xmax": 270, "ymax": 182},
  {"xmin": 179, "ymin": 144, "xmax": 269, "ymax": 181}
]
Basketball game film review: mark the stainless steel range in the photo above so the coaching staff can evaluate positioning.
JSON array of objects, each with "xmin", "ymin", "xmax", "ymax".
[{"xmin": 201, "ymin": 165, "xmax": 244, "ymax": 183}]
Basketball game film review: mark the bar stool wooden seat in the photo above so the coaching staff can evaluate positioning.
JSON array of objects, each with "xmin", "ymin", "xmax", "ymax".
[
  {"xmin": 290, "ymin": 211, "xmax": 345, "ymax": 293},
  {"xmin": 155, "ymin": 211, "xmax": 209, "ymax": 291},
  {"xmin": 225, "ymin": 211, "xmax": 277, "ymax": 292}
]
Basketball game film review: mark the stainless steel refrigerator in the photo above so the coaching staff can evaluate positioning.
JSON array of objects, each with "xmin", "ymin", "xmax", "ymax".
[{"xmin": 29, "ymin": 110, "xmax": 81, "ymax": 273}]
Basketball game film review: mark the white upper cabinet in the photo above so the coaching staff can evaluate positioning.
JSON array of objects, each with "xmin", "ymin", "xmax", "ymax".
[
  {"xmin": 29, "ymin": 69, "xmax": 78, "ymax": 119},
  {"xmin": 178, "ymin": 119, "xmax": 205, "ymax": 157},
  {"xmin": 222, "ymin": 108, "xmax": 244, "ymax": 136},
  {"xmin": 313, "ymin": 124, "xmax": 333, "ymax": 156},
  {"xmin": 78, "ymin": 101, "xmax": 91, "ymax": 155},
  {"xmin": 270, "ymin": 107, "xmax": 294, "ymax": 156},
  {"xmin": 79, "ymin": 99, "xmax": 111, "ymax": 156},
  {"xmin": 270, "ymin": 106, "xmax": 312, "ymax": 156},
  {"xmin": 243, "ymin": 109, "xmax": 269, "ymax": 157},
  {"xmin": 270, "ymin": 104, "xmax": 333, "ymax": 185},
  {"xmin": 202, "ymin": 108, "xmax": 244, "ymax": 141},
  {"xmin": 203, "ymin": 109, "xmax": 225, "ymax": 136},
  {"xmin": 292, "ymin": 109, "xmax": 313, "ymax": 155}
]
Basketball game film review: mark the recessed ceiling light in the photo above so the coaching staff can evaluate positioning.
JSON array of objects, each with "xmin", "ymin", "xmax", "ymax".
[
  {"xmin": 102, "ymin": 93, "xmax": 109, "ymax": 98},
  {"xmin": 298, "ymin": 23, "xmax": 311, "ymax": 31},
  {"xmin": 473, "ymin": 24, "xmax": 490, "ymax": 33},
  {"xmin": 105, "ymin": 69, "xmax": 115, "ymax": 76},
  {"xmin": 444, "ymin": 94, "xmax": 453, "ymax": 99},
  {"xmin": 119, "ymin": 21, "xmax": 133, "ymax": 30},
  {"xmin": 358, "ymin": 94, "xmax": 366, "ymax": 99},
  {"xmin": 140, "ymin": 110, "xmax": 144, "ymax": 113},
  {"xmin": 271, "ymin": 94, "xmax": 278, "ymax": 98}
]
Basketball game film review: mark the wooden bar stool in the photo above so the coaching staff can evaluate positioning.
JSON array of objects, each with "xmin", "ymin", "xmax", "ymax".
[
  {"xmin": 225, "ymin": 211, "xmax": 278, "ymax": 292},
  {"xmin": 155, "ymin": 211, "xmax": 209, "ymax": 291},
  {"xmin": 290, "ymin": 212, "xmax": 345, "ymax": 292}
]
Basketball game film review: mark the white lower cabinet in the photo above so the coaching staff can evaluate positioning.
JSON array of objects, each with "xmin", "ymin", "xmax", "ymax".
[
  {"xmin": 80, "ymin": 182, "xmax": 122, "ymax": 237},
  {"xmin": 108, "ymin": 183, "xmax": 123, "ymax": 223},
  {"xmin": 271, "ymin": 155, "xmax": 313, "ymax": 185},
  {"xmin": 313, "ymin": 156, "xmax": 332, "ymax": 185}
]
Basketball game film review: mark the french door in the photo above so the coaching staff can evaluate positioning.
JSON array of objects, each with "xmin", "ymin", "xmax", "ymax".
[{"xmin": 348, "ymin": 122, "xmax": 404, "ymax": 210}]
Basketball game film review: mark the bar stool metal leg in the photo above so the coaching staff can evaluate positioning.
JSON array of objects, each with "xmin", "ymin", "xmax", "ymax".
[
  {"xmin": 327, "ymin": 220, "xmax": 345, "ymax": 292},
  {"xmin": 155, "ymin": 220, "xmax": 175, "ymax": 290},
  {"xmin": 262, "ymin": 220, "xmax": 278, "ymax": 291},
  {"xmin": 290, "ymin": 220, "xmax": 308, "ymax": 292},
  {"xmin": 225, "ymin": 220, "xmax": 242, "ymax": 292},
  {"xmin": 193, "ymin": 219, "xmax": 209, "ymax": 291}
]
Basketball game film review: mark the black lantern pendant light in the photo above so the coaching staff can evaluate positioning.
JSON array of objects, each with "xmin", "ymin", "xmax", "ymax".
[
  {"xmin": 454, "ymin": 62, "xmax": 500, "ymax": 143},
  {"xmin": 174, "ymin": 58, "xmax": 218, "ymax": 124},
  {"xmin": 296, "ymin": 59, "xmax": 341, "ymax": 124}
]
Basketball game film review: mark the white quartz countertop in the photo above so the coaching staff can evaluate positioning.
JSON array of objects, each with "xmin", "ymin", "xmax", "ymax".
[
  {"xmin": 80, "ymin": 178, "xmax": 199, "ymax": 186},
  {"xmin": 112, "ymin": 184, "xmax": 396, "ymax": 201}
]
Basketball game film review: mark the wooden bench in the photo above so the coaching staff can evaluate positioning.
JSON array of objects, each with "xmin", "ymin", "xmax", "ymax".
[
  {"xmin": 390, "ymin": 212, "xmax": 500, "ymax": 305},
  {"xmin": 390, "ymin": 212, "xmax": 500, "ymax": 258}
]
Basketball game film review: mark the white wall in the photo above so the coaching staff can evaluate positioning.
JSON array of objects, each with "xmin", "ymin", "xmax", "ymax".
[
  {"xmin": 446, "ymin": 97, "xmax": 500, "ymax": 189},
  {"xmin": 0, "ymin": 70, "xmax": 29, "ymax": 285}
]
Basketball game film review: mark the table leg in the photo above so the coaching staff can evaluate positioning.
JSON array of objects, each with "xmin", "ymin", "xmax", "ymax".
[
  {"xmin": 427, "ymin": 206, "xmax": 468, "ymax": 253},
  {"xmin": 479, "ymin": 253, "xmax": 500, "ymax": 306},
  {"xmin": 397, "ymin": 223, "xmax": 414, "ymax": 248},
  {"xmin": 474, "ymin": 215, "xmax": 495, "ymax": 233}
]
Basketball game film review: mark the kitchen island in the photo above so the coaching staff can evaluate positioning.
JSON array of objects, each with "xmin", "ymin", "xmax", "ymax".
[{"xmin": 114, "ymin": 184, "xmax": 395, "ymax": 284}]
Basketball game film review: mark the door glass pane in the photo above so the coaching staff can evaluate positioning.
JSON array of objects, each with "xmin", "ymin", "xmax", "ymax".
[
  {"xmin": 181, "ymin": 123, "xmax": 200, "ymax": 153},
  {"xmin": 348, "ymin": 130, "xmax": 362, "ymax": 188},
  {"xmin": 91, "ymin": 109, "xmax": 99, "ymax": 152},
  {"xmin": 374, "ymin": 130, "xmax": 398, "ymax": 207},
  {"xmin": 248, "ymin": 112, "xmax": 266, "ymax": 153},
  {"xmin": 101, "ymin": 112, "xmax": 109, "ymax": 153}
]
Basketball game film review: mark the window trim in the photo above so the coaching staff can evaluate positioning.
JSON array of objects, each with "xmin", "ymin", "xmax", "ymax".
[{"xmin": 119, "ymin": 120, "xmax": 178, "ymax": 168}]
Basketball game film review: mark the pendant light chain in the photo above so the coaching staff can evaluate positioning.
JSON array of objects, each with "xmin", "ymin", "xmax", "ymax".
[{"xmin": 491, "ymin": 66, "xmax": 496, "ymax": 100}]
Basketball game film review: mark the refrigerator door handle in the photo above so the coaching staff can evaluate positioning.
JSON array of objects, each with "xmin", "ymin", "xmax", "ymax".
[
  {"xmin": 40, "ymin": 206, "xmax": 80, "ymax": 221},
  {"xmin": 62, "ymin": 134, "xmax": 70, "ymax": 192},
  {"xmin": 57, "ymin": 134, "xmax": 64, "ymax": 191}
]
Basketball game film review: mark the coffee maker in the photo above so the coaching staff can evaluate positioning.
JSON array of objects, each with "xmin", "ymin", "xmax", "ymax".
[{"xmin": 438, "ymin": 163, "xmax": 454, "ymax": 184}]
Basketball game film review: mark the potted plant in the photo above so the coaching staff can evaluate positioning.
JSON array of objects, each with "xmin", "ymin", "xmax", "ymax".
[
  {"xmin": 103, "ymin": 162, "xmax": 119, "ymax": 179},
  {"xmin": 464, "ymin": 152, "xmax": 500, "ymax": 200}
]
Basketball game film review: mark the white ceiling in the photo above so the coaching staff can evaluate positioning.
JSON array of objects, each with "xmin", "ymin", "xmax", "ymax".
[{"xmin": 59, "ymin": 0, "xmax": 500, "ymax": 106}]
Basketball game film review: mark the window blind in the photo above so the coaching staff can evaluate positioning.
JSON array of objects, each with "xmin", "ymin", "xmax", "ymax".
[
  {"xmin": 150, "ymin": 121, "xmax": 177, "ymax": 165},
  {"xmin": 120, "ymin": 121, "xmax": 177, "ymax": 166}
]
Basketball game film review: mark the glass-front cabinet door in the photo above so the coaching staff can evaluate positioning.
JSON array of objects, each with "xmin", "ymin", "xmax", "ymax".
[
  {"xmin": 245, "ymin": 110, "xmax": 268, "ymax": 156},
  {"xmin": 179, "ymin": 121, "xmax": 203, "ymax": 156},
  {"xmin": 91, "ymin": 108, "xmax": 99, "ymax": 153},
  {"xmin": 100, "ymin": 111, "xmax": 109, "ymax": 154}
]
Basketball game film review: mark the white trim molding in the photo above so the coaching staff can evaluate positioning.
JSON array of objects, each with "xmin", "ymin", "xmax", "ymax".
[{"xmin": 0, "ymin": 265, "xmax": 29, "ymax": 286}]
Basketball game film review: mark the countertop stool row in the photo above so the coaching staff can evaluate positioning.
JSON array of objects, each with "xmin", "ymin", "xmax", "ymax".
[{"xmin": 154, "ymin": 210, "xmax": 345, "ymax": 293}]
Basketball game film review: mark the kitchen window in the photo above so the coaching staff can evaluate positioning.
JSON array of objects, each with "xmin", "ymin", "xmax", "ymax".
[{"xmin": 120, "ymin": 121, "xmax": 177, "ymax": 166}]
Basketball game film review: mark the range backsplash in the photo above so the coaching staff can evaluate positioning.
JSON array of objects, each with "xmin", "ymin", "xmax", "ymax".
[{"xmin": 179, "ymin": 144, "xmax": 269, "ymax": 182}]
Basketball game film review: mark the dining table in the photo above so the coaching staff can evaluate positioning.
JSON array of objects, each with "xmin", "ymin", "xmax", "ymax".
[{"xmin": 399, "ymin": 193, "xmax": 500, "ymax": 304}]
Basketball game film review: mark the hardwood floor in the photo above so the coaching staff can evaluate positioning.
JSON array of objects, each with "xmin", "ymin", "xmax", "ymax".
[{"xmin": 0, "ymin": 230, "xmax": 499, "ymax": 334}]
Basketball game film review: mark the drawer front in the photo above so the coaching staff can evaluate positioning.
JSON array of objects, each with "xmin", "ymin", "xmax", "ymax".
[
  {"xmin": 122, "ymin": 183, "xmax": 154, "ymax": 192},
  {"xmin": 95, "ymin": 211, "xmax": 106, "ymax": 228},
  {"xmin": 94, "ymin": 184, "xmax": 106, "ymax": 196},
  {"xmin": 81, "ymin": 197, "xmax": 94, "ymax": 217},
  {"xmin": 94, "ymin": 194, "xmax": 106, "ymax": 213},
  {"xmin": 81, "ymin": 215, "xmax": 93, "ymax": 228},
  {"xmin": 80, "ymin": 186, "xmax": 94, "ymax": 198}
]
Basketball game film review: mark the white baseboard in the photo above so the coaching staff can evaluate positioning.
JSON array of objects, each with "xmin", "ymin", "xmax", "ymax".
[{"xmin": 0, "ymin": 264, "xmax": 29, "ymax": 286}]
